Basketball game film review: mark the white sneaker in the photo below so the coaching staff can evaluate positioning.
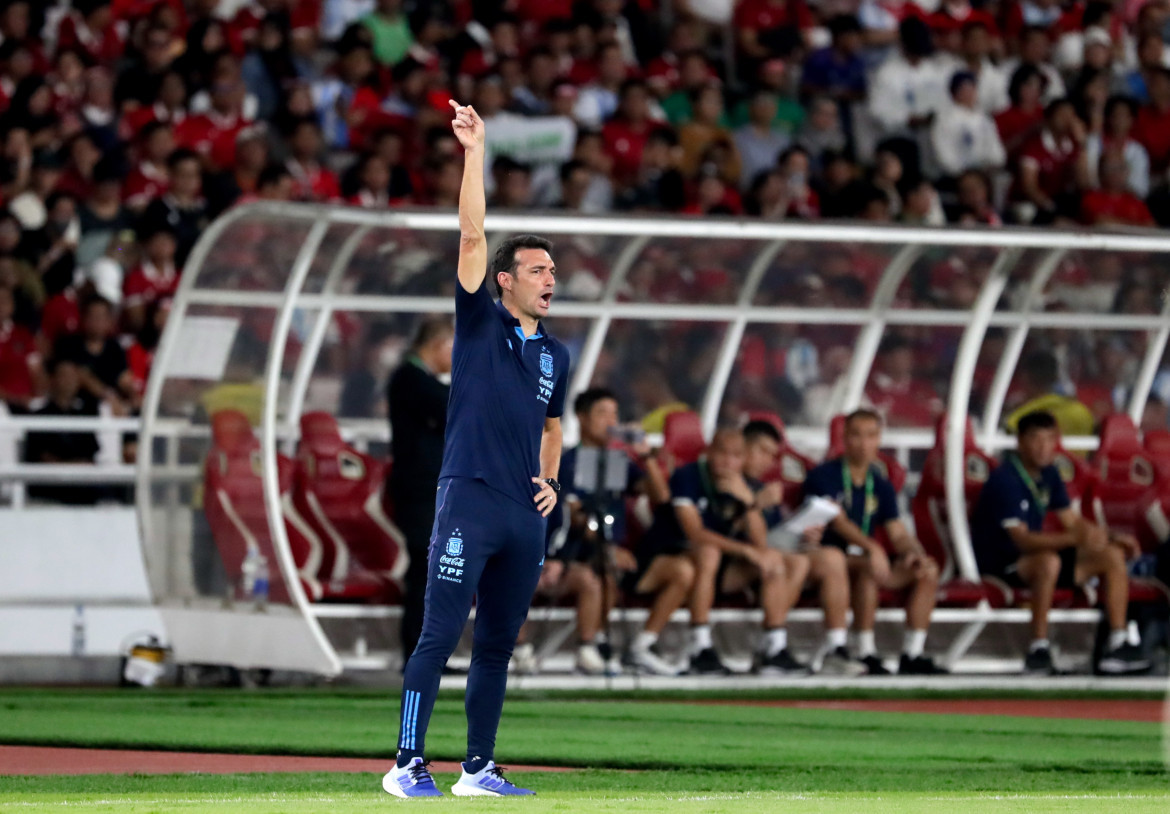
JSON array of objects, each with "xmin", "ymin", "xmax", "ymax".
[
  {"xmin": 510, "ymin": 642, "xmax": 538, "ymax": 675},
  {"xmin": 575, "ymin": 643, "xmax": 606, "ymax": 675},
  {"xmin": 381, "ymin": 757, "xmax": 443, "ymax": 798},
  {"xmin": 451, "ymin": 760, "xmax": 535, "ymax": 796},
  {"xmin": 629, "ymin": 644, "xmax": 680, "ymax": 676}
]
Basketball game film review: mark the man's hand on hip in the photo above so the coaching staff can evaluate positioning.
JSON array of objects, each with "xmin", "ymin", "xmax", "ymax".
[{"xmin": 532, "ymin": 477, "xmax": 558, "ymax": 517}]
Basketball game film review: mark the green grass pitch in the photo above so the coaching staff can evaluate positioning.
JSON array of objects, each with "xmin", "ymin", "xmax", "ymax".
[{"xmin": 0, "ymin": 688, "xmax": 1166, "ymax": 812}]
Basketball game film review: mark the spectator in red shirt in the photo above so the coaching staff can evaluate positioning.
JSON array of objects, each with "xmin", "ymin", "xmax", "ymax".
[
  {"xmin": 57, "ymin": 0, "xmax": 126, "ymax": 68},
  {"xmin": 866, "ymin": 335, "xmax": 943, "ymax": 427},
  {"xmin": 285, "ymin": 117, "xmax": 341, "ymax": 202},
  {"xmin": 120, "ymin": 68, "xmax": 189, "ymax": 139},
  {"xmin": 603, "ymin": 78, "xmax": 664, "ymax": 190},
  {"xmin": 344, "ymin": 152, "xmax": 391, "ymax": 207},
  {"xmin": 1081, "ymin": 152, "xmax": 1155, "ymax": 226},
  {"xmin": 1133, "ymin": 67, "xmax": 1170, "ymax": 175},
  {"xmin": 996, "ymin": 64, "xmax": 1045, "ymax": 160},
  {"xmin": 1011, "ymin": 98, "xmax": 1089, "ymax": 223},
  {"xmin": 122, "ymin": 222, "xmax": 179, "ymax": 333},
  {"xmin": 126, "ymin": 296, "xmax": 169, "ymax": 400},
  {"xmin": 736, "ymin": 0, "xmax": 816, "ymax": 64},
  {"xmin": 123, "ymin": 121, "xmax": 174, "ymax": 211},
  {"xmin": 0, "ymin": 285, "xmax": 41, "ymax": 410},
  {"xmin": 174, "ymin": 55, "xmax": 252, "ymax": 171}
]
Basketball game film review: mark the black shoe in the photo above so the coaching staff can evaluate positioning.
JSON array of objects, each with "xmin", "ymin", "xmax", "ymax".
[
  {"xmin": 860, "ymin": 654, "xmax": 891, "ymax": 675},
  {"xmin": 1023, "ymin": 646, "xmax": 1054, "ymax": 675},
  {"xmin": 1098, "ymin": 642, "xmax": 1151, "ymax": 675},
  {"xmin": 898, "ymin": 654, "xmax": 949, "ymax": 675},
  {"xmin": 755, "ymin": 648, "xmax": 808, "ymax": 675},
  {"xmin": 689, "ymin": 647, "xmax": 731, "ymax": 675}
]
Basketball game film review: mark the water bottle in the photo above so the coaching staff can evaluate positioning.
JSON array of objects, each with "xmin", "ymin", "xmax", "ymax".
[
  {"xmin": 252, "ymin": 554, "xmax": 270, "ymax": 611},
  {"xmin": 71, "ymin": 604, "xmax": 86, "ymax": 657}
]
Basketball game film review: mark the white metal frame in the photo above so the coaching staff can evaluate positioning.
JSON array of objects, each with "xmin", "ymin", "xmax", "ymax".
[{"xmin": 130, "ymin": 202, "xmax": 1170, "ymax": 674}]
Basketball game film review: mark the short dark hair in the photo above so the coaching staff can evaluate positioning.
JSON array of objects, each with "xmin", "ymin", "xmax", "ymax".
[
  {"xmin": 1008, "ymin": 64, "xmax": 1043, "ymax": 106},
  {"xmin": 490, "ymin": 234, "xmax": 553, "ymax": 298},
  {"xmin": 257, "ymin": 163, "xmax": 291, "ymax": 191},
  {"xmin": 409, "ymin": 315, "xmax": 453, "ymax": 352},
  {"xmin": 574, "ymin": 387, "xmax": 618, "ymax": 416},
  {"xmin": 845, "ymin": 408, "xmax": 883, "ymax": 430},
  {"xmin": 743, "ymin": 420, "xmax": 782, "ymax": 446},
  {"xmin": 1017, "ymin": 410, "xmax": 1058, "ymax": 436}
]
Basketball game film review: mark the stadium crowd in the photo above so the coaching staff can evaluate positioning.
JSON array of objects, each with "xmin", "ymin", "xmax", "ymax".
[{"xmin": 2, "ymin": 1, "xmax": 1170, "ymax": 435}]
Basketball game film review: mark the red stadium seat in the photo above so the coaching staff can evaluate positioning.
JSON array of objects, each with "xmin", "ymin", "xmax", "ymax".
[
  {"xmin": 909, "ymin": 414, "xmax": 997, "ymax": 605},
  {"xmin": 746, "ymin": 411, "xmax": 815, "ymax": 511},
  {"xmin": 204, "ymin": 411, "xmax": 325, "ymax": 603},
  {"xmin": 1143, "ymin": 428, "xmax": 1170, "ymax": 480},
  {"xmin": 1084, "ymin": 414, "xmax": 1161, "ymax": 552},
  {"xmin": 827, "ymin": 414, "xmax": 907, "ymax": 492},
  {"xmin": 1045, "ymin": 436, "xmax": 1095, "ymax": 531},
  {"xmin": 662, "ymin": 410, "xmax": 706, "ymax": 467},
  {"xmin": 293, "ymin": 412, "xmax": 409, "ymax": 600}
]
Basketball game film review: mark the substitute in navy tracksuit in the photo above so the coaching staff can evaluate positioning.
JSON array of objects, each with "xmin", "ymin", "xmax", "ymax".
[{"xmin": 395, "ymin": 243, "xmax": 569, "ymax": 769}]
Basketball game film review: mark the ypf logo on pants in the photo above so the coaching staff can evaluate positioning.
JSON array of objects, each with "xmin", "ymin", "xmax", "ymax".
[{"xmin": 438, "ymin": 531, "xmax": 465, "ymax": 583}]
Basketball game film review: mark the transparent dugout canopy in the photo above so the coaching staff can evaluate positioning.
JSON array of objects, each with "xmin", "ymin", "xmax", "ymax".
[{"xmin": 137, "ymin": 203, "xmax": 1170, "ymax": 675}]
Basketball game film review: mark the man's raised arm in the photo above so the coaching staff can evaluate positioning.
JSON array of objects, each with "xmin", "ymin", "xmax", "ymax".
[{"xmin": 449, "ymin": 100, "xmax": 488, "ymax": 293}]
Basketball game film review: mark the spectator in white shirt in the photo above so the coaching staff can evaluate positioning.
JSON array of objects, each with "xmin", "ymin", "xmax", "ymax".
[
  {"xmin": 1085, "ymin": 95, "xmax": 1150, "ymax": 198},
  {"xmin": 868, "ymin": 18, "xmax": 950, "ymax": 140},
  {"xmin": 960, "ymin": 21, "xmax": 1009, "ymax": 114},
  {"xmin": 932, "ymin": 71, "xmax": 1007, "ymax": 178},
  {"xmin": 1001, "ymin": 26, "xmax": 1066, "ymax": 104},
  {"xmin": 573, "ymin": 43, "xmax": 628, "ymax": 128}
]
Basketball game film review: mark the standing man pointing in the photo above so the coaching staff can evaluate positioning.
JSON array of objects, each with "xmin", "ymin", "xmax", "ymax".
[{"xmin": 383, "ymin": 100, "xmax": 568, "ymax": 798}]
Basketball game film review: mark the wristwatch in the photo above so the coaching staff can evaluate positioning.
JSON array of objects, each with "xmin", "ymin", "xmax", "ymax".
[{"xmin": 542, "ymin": 478, "xmax": 561, "ymax": 493}]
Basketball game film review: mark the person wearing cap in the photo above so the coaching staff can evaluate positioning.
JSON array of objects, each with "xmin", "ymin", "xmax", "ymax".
[{"xmin": 931, "ymin": 69, "xmax": 1006, "ymax": 178}]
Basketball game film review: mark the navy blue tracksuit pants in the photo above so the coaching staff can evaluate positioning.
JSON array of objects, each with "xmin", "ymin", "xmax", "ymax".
[{"xmin": 398, "ymin": 476, "xmax": 545, "ymax": 762}]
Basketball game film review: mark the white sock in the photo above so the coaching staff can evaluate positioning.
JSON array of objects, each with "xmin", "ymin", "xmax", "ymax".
[
  {"xmin": 903, "ymin": 629, "xmax": 927, "ymax": 659},
  {"xmin": 764, "ymin": 628, "xmax": 787, "ymax": 657},
  {"xmin": 825, "ymin": 628, "xmax": 847, "ymax": 650},
  {"xmin": 633, "ymin": 631, "xmax": 657, "ymax": 653},
  {"xmin": 690, "ymin": 625, "xmax": 713, "ymax": 654},
  {"xmin": 1108, "ymin": 629, "xmax": 1128, "ymax": 651},
  {"xmin": 1127, "ymin": 620, "xmax": 1141, "ymax": 646},
  {"xmin": 857, "ymin": 630, "xmax": 876, "ymax": 658},
  {"xmin": 1029, "ymin": 638, "xmax": 1050, "ymax": 653}
]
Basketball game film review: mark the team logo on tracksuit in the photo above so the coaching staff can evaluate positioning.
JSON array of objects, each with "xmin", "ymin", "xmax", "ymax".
[{"xmin": 438, "ymin": 531, "xmax": 466, "ymax": 582}]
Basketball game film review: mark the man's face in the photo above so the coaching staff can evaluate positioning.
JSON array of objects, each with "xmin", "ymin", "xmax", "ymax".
[
  {"xmin": 579, "ymin": 397, "xmax": 619, "ymax": 446},
  {"xmin": 500, "ymin": 247, "xmax": 556, "ymax": 320},
  {"xmin": 707, "ymin": 433, "xmax": 746, "ymax": 479},
  {"xmin": 83, "ymin": 303, "xmax": 112, "ymax": 338},
  {"xmin": 53, "ymin": 361, "xmax": 82, "ymax": 401},
  {"xmin": 743, "ymin": 435, "xmax": 780, "ymax": 481},
  {"xmin": 433, "ymin": 333, "xmax": 454, "ymax": 374},
  {"xmin": 1018, "ymin": 427, "xmax": 1058, "ymax": 469},
  {"xmin": 843, "ymin": 416, "xmax": 881, "ymax": 465}
]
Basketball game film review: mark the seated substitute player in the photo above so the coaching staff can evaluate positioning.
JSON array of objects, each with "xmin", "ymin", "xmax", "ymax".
[
  {"xmin": 972, "ymin": 410, "xmax": 1148, "ymax": 675},
  {"xmin": 803, "ymin": 409, "xmax": 946, "ymax": 675},
  {"xmin": 639, "ymin": 428, "xmax": 808, "ymax": 675},
  {"xmin": 383, "ymin": 101, "xmax": 567, "ymax": 799},
  {"xmin": 539, "ymin": 387, "xmax": 672, "ymax": 675},
  {"xmin": 741, "ymin": 420, "xmax": 863, "ymax": 676}
]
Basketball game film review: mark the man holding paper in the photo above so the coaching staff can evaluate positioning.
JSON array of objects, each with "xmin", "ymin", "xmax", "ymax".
[
  {"xmin": 803, "ymin": 409, "xmax": 946, "ymax": 675},
  {"xmin": 742, "ymin": 421, "xmax": 864, "ymax": 677}
]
